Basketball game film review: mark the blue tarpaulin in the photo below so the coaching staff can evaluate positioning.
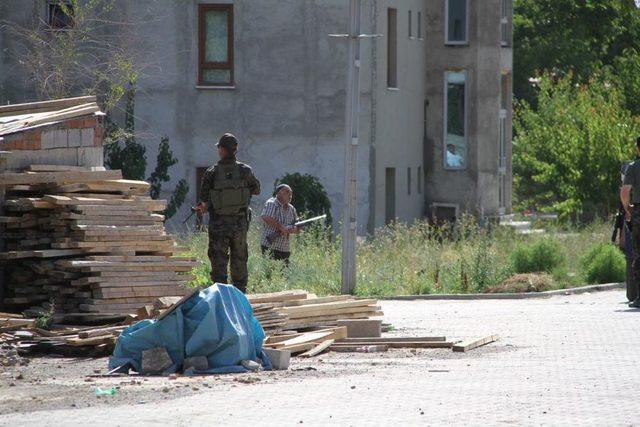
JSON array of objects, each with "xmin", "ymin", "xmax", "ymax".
[{"xmin": 108, "ymin": 284, "xmax": 270, "ymax": 374}]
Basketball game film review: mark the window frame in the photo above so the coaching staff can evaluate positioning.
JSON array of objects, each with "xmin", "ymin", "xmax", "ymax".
[
  {"xmin": 443, "ymin": 70, "xmax": 469, "ymax": 171},
  {"xmin": 444, "ymin": 0, "xmax": 469, "ymax": 45},
  {"xmin": 198, "ymin": 3, "xmax": 235, "ymax": 87}
]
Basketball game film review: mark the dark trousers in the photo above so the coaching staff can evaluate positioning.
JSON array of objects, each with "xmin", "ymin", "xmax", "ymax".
[
  {"xmin": 261, "ymin": 246, "xmax": 291, "ymax": 266},
  {"xmin": 631, "ymin": 209, "xmax": 640, "ymax": 301}
]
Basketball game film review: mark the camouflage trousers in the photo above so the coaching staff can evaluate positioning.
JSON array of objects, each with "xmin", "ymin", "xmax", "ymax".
[
  {"xmin": 208, "ymin": 215, "xmax": 249, "ymax": 293},
  {"xmin": 631, "ymin": 209, "xmax": 640, "ymax": 301}
]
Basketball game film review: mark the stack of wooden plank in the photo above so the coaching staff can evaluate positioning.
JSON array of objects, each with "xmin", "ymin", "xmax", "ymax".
[
  {"xmin": 0, "ymin": 96, "xmax": 100, "ymax": 136},
  {"xmin": 0, "ymin": 166, "xmax": 196, "ymax": 318},
  {"xmin": 246, "ymin": 290, "xmax": 382, "ymax": 332}
]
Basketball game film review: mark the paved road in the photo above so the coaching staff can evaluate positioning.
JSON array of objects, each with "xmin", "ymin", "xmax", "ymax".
[{"xmin": 2, "ymin": 290, "xmax": 639, "ymax": 426}]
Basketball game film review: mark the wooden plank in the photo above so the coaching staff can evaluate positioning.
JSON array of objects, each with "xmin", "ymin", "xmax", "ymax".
[
  {"xmin": 0, "ymin": 96, "xmax": 96, "ymax": 116},
  {"xmin": 452, "ymin": 335, "xmax": 499, "ymax": 352},
  {"xmin": 246, "ymin": 290, "xmax": 308, "ymax": 304},
  {"xmin": 274, "ymin": 331, "xmax": 333, "ymax": 348},
  {"xmin": 286, "ymin": 305, "xmax": 381, "ymax": 320},
  {"xmin": 299, "ymin": 339, "xmax": 335, "ymax": 358},
  {"xmin": 0, "ymin": 170, "xmax": 122, "ymax": 186},
  {"xmin": 27, "ymin": 165, "xmax": 90, "ymax": 172},
  {"xmin": 282, "ymin": 295, "xmax": 352, "ymax": 307},
  {"xmin": 281, "ymin": 299, "xmax": 377, "ymax": 315},
  {"xmin": 331, "ymin": 341, "xmax": 454, "ymax": 349},
  {"xmin": 330, "ymin": 345, "xmax": 389, "ymax": 353},
  {"xmin": 277, "ymin": 342, "xmax": 317, "ymax": 354},
  {"xmin": 78, "ymin": 325, "xmax": 124, "ymax": 339},
  {"xmin": 156, "ymin": 288, "xmax": 199, "ymax": 321},
  {"xmin": 339, "ymin": 336, "xmax": 447, "ymax": 343}
]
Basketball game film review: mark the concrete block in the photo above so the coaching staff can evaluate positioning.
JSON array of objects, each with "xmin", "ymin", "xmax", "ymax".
[
  {"xmin": 80, "ymin": 128, "xmax": 95, "ymax": 147},
  {"xmin": 6, "ymin": 148, "xmax": 79, "ymax": 169},
  {"xmin": 336, "ymin": 319, "xmax": 382, "ymax": 338},
  {"xmin": 41, "ymin": 130, "xmax": 68, "ymax": 149},
  {"xmin": 141, "ymin": 347, "xmax": 173, "ymax": 374},
  {"xmin": 67, "ymin": 129, "xmax": 82, "ymax": 147},
  {"xmin": 263, "ymin": 348, "xmax": 290, "ymax": 370},
  {"xmin": 183, "ymin": 356, "xmax": 208, "ymax": 372},
  {"xmin": 40, "ymin": 131, "xmax": 55, "ymax": 149},
  {"xmin": 77, "ymin": 146, "xmax": 104, "ymax": 167}
]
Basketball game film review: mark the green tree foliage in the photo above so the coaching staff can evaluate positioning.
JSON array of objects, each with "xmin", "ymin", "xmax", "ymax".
[
  {"xmin": 104, "ymin": 81, "xmax": 146, "ymax": 180},
  {"xmin": 513, "ymin": 73, "xmax": 640, "ymax": 220},
  {"xmin": 514, "ymin": 0, "xmax": 640, "ymax": 108},
  {"xmin": 5, "ymin": 0, "xmax": 139, "ymax": 111},
  {"xmin": 104, "ymin": 82, "xmax": 188, "ymax": 219},
  {"xmin": 274, "ymin": 173, "xmax": 332, "ymax": 225}
]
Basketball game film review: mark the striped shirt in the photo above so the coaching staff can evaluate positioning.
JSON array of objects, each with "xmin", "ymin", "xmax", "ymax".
[{"xmin": 260, "ymin": 197, "xmax": 298, "ymax": 252}]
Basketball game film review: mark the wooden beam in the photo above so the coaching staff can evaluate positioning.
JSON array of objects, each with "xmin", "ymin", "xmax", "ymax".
[
  {"xmin": 299, "ymin": 339, "xmax": 335, "ymax": 358},
  {"xmin": 452, "ymin": 335, "xmax": 499, "ymax": 352},
  {"xmin": 0, "ymin": 170, "xmax": 122, "ymax": 186}
]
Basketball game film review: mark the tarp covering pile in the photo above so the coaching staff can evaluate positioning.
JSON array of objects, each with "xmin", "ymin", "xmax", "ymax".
[{"xmin": 109, "ymin": 284, "xmax": 269, "ymax": 374}]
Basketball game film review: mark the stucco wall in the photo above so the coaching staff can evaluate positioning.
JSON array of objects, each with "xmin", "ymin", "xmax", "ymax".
[
  {"xmin": 424, "ymin": 0, "xmax": 513, "ymax": 217},
  {"xmin": 129, "ymin": 0, "xmax": 374, "ymax": 233}
]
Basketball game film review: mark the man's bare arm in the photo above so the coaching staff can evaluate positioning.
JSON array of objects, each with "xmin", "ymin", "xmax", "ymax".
[{"xmin": 621, "ymin": 185, "xmax": 632, "ymax": 219}]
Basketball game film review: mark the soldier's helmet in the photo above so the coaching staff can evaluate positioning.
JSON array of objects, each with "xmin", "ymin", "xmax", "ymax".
[{"xmin": 216, "ymin": 133, "xmax": 238, "ymax": 150}]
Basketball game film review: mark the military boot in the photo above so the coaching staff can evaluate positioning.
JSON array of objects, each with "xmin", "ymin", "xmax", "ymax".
[{"xmin": 629, "ymin": 298, "xmax": 640, "ymax": 308}]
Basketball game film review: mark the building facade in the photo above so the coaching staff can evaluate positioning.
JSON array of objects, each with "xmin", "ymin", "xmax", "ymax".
[{"xmin": 0, "ymin": 0, "xmax": 513, "ymax": 233}]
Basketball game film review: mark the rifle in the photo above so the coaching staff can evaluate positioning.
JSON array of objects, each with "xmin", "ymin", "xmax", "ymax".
[
  {"xmin": 612, "ymin": 211, "xmax": 624, "ymax": 243},
  {"xmin": 182, "ymin": 206, "xmax": 198, "ymax": 225},
  {"xmin": 266, "ymin": 214, "xmax": 327, "ymax": 244}
]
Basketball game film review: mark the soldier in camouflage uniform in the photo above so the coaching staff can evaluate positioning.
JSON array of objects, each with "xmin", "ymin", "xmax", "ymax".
[{"xmin": 196, "ymin": 133, "xmax": 260, "ymax": 293}]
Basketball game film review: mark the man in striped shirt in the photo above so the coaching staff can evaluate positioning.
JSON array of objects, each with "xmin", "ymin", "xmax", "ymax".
[{"xmin": 260, "ymin": 184, "xmax": 299, "ymax": 265}]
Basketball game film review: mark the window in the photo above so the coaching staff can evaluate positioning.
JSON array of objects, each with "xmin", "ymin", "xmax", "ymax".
[
  {"xmin": 198, "ymin": 4, "xmax": 234, "ymax": 86},
  {"xmin": 446, "ymin": 0, "xmax": 467, "ymax": 44},
  {"xmin": 501, "ymin": 0, "xmax": 511, "ymax": 46},
  {"xmin": 407, "ymin": 167, "xmax": 412, "ymax": 195},
  {"xmin": 385, "ymin": 168, "xmax": 396, "ymax": 224},
  {"xmin": 48, "ymin": 1, "xmax": 74, "ymax": 29},
  {"xmin": 418, "ymin": 12, "xmax": 422, "ymax": 39},
  {"xmin": 501, "ymin": 73, "xmax": 511, "ymax": 110},
  {"xmin": 387, "ymin": 9, "xmax": 398, "ymax": 88},
  {"xmin": 408, "ymin": 10, "xmax": 412, "ymax": 37},
  {"xmin": 444, "ymin": 71, "xmax": 467, "ymax": 169},
  {"xmin": 417, "ymin": 166, "xmax": 422, "ymax": 194}
]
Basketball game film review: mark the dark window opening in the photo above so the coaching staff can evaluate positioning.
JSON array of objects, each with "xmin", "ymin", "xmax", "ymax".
[
  {"xmin": 48, "ymin": 2, "xmax": 74, "ymax": 29},
  {"xmin": 387, "ymin": 8, "xmax": 398, "ymax": 88}
]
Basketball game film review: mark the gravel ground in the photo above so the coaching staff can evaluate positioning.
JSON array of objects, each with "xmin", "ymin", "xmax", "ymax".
[{"xmin": 0, "ymin": 290, "xmax": 637, "ymax": 426}]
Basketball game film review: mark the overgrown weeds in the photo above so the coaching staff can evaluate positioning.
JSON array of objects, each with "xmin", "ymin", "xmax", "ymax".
[{"xmin": 180, "ymin": 217, "xmax": 614, "ymax": 297}]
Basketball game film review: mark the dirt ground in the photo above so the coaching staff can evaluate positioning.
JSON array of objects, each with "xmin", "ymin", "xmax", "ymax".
[{"xmin": 0, "ymin": 337, "xmax": 500, "ymax": 415}]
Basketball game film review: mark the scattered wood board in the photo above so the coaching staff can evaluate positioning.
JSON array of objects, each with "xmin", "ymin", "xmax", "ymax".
[{"xmin": 452, "ymin": 335, "xmax": 499, "ymax": 352}]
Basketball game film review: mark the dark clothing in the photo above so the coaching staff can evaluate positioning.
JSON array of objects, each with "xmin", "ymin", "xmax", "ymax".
[
  {"xmin": 623, "ymin": 160, "xmax": 640, "ymax": 204},
  {"xmin": 631, "ymin": 207, "xmax": 640, "ymax": 302},
  {"xmin": 200, "ymin": 157, "xmax": 260, "ymax": 293},
  {"xmin": 261, "ymin": 245, "xmax": 291, "ymax": 266}
]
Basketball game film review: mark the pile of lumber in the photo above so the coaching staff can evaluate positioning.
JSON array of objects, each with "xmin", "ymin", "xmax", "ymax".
[
  {"xmin": 247, "ymin": 290, "xmax": 382, "ymax": 333},
  {"xmin": 0, "ymin": 165, "xmax": 196, "ymax": 319},
  {"xmin": 0, "ymin": 95, "xmax": 100, "ymax": 136},
  {"xmin": 1, "ymin": 313, "xmax": 126, "ymax": 357}
]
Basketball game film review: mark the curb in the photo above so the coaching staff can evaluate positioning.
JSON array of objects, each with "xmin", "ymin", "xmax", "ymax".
[{"xmin": 380, "ymin": 282, "xmax": 626, "ymax": 301}]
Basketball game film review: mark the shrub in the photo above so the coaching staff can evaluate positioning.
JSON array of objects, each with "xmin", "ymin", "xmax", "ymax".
[
  {"xmin": 581, "ymin": 243, "xmax": 626, "ymax": 284},
  {"xmin": 274, "ymin": 173, "xmax": 332, "ymax": 224},
  {"xmin": 511, "ymin": 239, "xmax": 565, "ymax": 273}
]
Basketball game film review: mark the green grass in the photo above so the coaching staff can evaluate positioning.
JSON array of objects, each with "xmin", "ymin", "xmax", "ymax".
[{"xmin": 179, "ymin": 217, "xmax": 617, "ymax": 297}]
